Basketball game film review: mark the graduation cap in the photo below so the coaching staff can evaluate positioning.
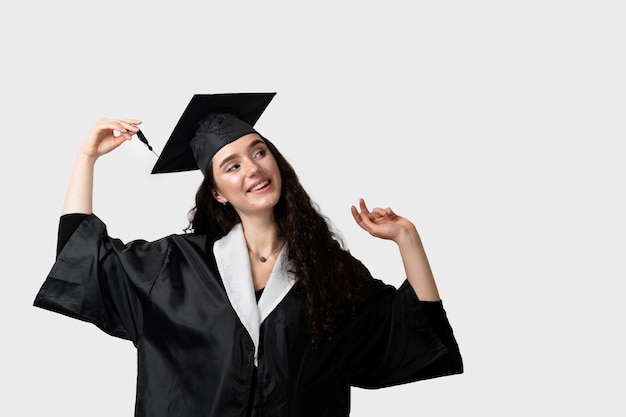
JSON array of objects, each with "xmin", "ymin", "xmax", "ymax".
[{"xmin": 150, "ymin": 92, "xmax": 277, "ymax": 176}]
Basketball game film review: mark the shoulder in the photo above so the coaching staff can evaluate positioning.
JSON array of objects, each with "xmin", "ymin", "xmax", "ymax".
[
  {"xmin": 83, "ymin": 214, "xmax": 216, "ymax": 256},
  {"xmin": 165, "ymin": 231, "xmax": 218, "ymax": 258}
]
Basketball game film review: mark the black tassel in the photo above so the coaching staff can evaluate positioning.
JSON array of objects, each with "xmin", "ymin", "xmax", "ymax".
[{"xmin": 136, "ymin": 129, "xmax": 159, "ymax": 157}]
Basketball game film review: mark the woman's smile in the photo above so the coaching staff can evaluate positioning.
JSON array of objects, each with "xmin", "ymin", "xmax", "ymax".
[{"xmin": 248, "ymin": 179, "xmax": 271, "ymax": 193}]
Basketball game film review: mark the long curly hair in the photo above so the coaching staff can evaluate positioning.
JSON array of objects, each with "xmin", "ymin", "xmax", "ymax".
[{"xmin": 187, "ymin": 138, "xmax": 374, "ymax": 345}]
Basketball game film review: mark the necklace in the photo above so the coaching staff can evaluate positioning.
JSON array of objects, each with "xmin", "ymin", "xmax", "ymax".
[{"xmin": 247, "ymin": 242, "xmax": 284, "ymax": 263}]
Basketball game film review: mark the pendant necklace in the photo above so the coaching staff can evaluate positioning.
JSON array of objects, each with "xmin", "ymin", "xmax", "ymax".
[{"xmin": 248, "ymin": 242, "xmax": 284, "ymax": 263}]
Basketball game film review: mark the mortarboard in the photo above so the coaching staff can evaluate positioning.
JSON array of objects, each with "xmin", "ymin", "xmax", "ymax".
[{"xmin": 151, "ymin": 92, "xmax": 277, "ymax": 176}]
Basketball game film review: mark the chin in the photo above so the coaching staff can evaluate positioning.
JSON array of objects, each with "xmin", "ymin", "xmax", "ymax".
[{"xmin": 262, "ymin": 196, "xmax": 281, "ymax": 210}]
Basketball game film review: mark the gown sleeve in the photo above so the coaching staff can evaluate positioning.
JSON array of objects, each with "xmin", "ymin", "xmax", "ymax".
[
  {"xmin": 57, "ymin": 213, "xmax": 88, "ymax": 255},
  {"xmin": 34, "ymin": 214, "xmax": 170, "ymax": 344},
  {"xmin": 339, "ymin": 279, "xmax": 463, "ymax": 389}
]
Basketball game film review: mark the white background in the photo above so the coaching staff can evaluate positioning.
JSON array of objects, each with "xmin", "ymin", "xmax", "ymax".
[{"xmin": 2, "ymin": 1, "xmax": 625, "ymax": 416}]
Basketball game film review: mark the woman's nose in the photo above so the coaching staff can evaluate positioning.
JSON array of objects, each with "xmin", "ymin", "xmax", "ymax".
[{"xmin": 247, "ymin": 162, "xmax": 260, "ymax": 177}]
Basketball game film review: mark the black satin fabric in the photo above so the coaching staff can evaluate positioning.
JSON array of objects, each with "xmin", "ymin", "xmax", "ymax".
[{"xmin": 34, "ymin": 214, "xmax": 463, "ymax": 417}]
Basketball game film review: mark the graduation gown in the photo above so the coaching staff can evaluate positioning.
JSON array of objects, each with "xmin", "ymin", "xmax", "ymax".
[{"xmin": 34, "ymin": 214, "xmax": 462, "ymax": 417}]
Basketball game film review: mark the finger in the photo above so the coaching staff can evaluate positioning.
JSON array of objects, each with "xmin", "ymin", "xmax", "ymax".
[
  {"xmin": 119, "ymin": 118, "xmax": 142, "ymax": 125},
  {"xmin": 351, "ymin": 205, "xmax": 368, "ymax": 230},
  {"xmin": 96, "ymin": 118, "xmax": 140, "ymax": 134},
  {"xmin": 115, "ymin": 120, "xmax": 141, "ymax": 135},
  {"xmin": 93, "ymin": 119, "xmax": 133, "ymax": 136},
  {"xmin": 351, "ymin": 205, "xmax": 367, "ymax": 224},
  {"xmin": 350, "ymin": 205, "xmax": 361, "ymax": 223},
  {"xmin": 358, "ymin": 210, "xmax": 380, "ymax": 233},
  {"xmin": 109, "ymin": 126, "xmax": 140, "ymax": 144},
  {"xmin": 372, "ymin": 208, "xmax": 388, "ymax": 218},
  {"xmin": 118, "ymin": 119, "xmax": 142, "ymax": 133},
  {"xmin": 358, "ymin": 198, "xmax": 380, "ymax": 221},
  {"xmin": 358, "ymin": 198, "xmax": 370, "ymax": 215},
  {"xmin": 351, "ymin": 205, "xmax": 374, "ymax": 231}
]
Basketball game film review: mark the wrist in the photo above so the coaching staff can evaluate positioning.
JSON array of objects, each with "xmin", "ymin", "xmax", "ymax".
[
  {"xmin": 75, "ymin": 152, "xmax": 98, "ymax": 167},
  {"xmin": 394, "ymin": 225, "xmax": 421, "ymax": 248}
]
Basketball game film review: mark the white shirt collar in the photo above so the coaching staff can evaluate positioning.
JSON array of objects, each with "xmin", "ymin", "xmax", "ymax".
[{"xmin": 213, "ymin": 223, "xmax": 296, "ymax": 362}]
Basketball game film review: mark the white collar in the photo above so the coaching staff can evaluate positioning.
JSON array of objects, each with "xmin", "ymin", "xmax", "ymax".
[{"xmin": 213, "ymin": 223, "xmax": 296, "ymax": 362}]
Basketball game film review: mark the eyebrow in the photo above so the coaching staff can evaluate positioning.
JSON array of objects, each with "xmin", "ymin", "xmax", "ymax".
[{"xmin": 218, "ymin": 139, "xmax": 266, "ymax": 169}]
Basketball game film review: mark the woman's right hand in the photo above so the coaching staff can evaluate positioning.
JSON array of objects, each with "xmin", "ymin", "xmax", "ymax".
[
  {"xmin": 78, "ymin": 117, "xmax": 142, "ymax": 160},
  {"xmin": 61, "ymin": 118, "xmax": 142, "ymax": 215}
]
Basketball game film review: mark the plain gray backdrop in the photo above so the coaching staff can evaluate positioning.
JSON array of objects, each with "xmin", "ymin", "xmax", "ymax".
[{"xmin": 2, "ymin": 1, "xmax": 624, "ymax": 415}]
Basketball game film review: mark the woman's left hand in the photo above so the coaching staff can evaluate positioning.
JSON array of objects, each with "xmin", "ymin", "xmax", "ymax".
[{"xmin": 351, "ymin": 198, "xmax": 417, "ymax": 243}]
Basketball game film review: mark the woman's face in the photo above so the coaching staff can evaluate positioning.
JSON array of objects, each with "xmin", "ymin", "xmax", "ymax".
[{"xmin": 211, "ymin": 133, "xmax": 282, "ymax": 218}]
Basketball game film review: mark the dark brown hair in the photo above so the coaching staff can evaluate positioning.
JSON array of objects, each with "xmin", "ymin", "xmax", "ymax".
[{"xmin": 188, "ymin": 138, "xmax": 373, "ymax": 344}]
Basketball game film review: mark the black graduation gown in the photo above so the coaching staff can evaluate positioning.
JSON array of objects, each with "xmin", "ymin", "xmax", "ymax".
[{"xmin": 34, "ymin": 214, "xmax": 463, "ymax": 417}]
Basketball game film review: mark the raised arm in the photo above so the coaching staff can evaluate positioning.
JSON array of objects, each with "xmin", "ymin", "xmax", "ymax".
[
  {"xmin": 62, "ymin": 118, "xmax": 141, "ymax": 214},
  {"xmin": 350, "ymin": 198, "xmax": 440, "ymax": 301}
]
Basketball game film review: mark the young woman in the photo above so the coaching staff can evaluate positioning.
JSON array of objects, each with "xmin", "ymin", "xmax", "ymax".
[{"xmin": 34, "ymin": 93, "xmax": 463, "ymax": 417}]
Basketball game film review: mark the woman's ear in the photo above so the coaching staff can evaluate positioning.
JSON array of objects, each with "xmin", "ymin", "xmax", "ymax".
[{"xmin": 211, "ymin": 188, "xmax": 227, "ymax": 205}]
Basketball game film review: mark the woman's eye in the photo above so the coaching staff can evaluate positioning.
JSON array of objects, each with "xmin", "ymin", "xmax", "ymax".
[
  {"xmin": 253, "ymin": 150, "xmax": 266, "ymax": 159},
  {"xmin": 226, "ymin": 164, "xmax": 240, "ymax": 172}
]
